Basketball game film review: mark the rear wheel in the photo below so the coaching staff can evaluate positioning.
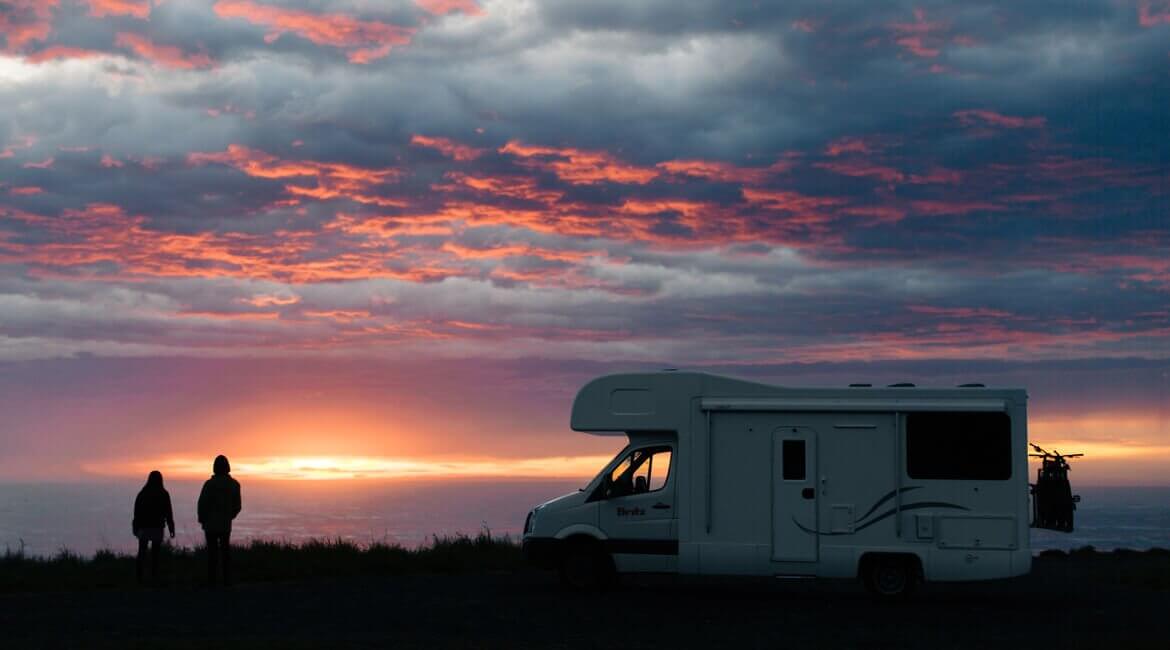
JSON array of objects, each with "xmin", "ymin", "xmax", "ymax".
[
  {"xmin": 862, "ymin": 555, "xmax": 918, "ymax": 599},
  {"xmin": 558, "ymin": 541, "xmax": 613, "ymax": 590}
]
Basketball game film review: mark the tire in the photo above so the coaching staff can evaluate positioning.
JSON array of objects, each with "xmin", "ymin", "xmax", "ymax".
[
  {"xmin": 558, "ymin": 541, "xmax": 612, "ymax": 591},
  {"xmin": 863, "ymin": 556, "xmax": 918, "ymax": 599}
]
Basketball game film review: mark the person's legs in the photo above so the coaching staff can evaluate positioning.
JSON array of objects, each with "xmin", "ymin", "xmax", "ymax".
[
  {"xmin": 150, "ymin": 537, "xmax": 161, "ymax": 581},
  {"xmin": 205, "ymin": 531, "xmax": 217, "ymax": 586},
  {"xmin": 136, "ymin": 535, "xmax": 148, "ymax": 583},
  {"xmin": 220, "ymin": 533, "xmax": 232, "ymax": 586}
]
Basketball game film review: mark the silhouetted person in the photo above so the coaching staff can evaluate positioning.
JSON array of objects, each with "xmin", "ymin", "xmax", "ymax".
[
  {"xmin": 132, "ymin": 470, "xmax": 175, "ymax": 584},
  {"xmin": 198, "ymin": 455, "xmax": 242, "ymax": 587}
]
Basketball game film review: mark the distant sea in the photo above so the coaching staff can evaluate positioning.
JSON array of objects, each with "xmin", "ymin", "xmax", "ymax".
[{"xmin": 1, "ymin": 480, "xmax": 1166, "ymax": 558}]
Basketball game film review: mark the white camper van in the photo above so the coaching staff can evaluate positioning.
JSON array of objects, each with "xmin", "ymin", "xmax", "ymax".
[{"xmin": 522, "ymin": 371, "xmax": 1033, "ymax": 596}]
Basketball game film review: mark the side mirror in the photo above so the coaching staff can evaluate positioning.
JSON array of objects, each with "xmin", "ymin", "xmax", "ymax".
[{"xmin": 1072, "ymin": 495, "xmax": 1081, "ymax": 503}]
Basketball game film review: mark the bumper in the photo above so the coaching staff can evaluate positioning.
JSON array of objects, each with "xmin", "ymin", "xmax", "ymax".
[{"xmin": 522, "ymin": 537, "xmax": 563, "ymax": 568}]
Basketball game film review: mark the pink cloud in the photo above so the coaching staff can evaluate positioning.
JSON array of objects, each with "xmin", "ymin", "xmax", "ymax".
[
  {"xmin": 437, "ymin": 172, "xmax": 564, "ymax": 204},
  {"xmin": 656, "ymin": 159, "xmax": 786, "ymax": 185},
  {"xmin": 415, "ymin": 0, "xmax": 484, "ymax": 17},
  {"xmin": 1138, "ymin": 1, "xmax": 1170, "ymax": 27},
  {"xmin": 84, "ymin": 0, "xmax": 152, "ymax": 19},
  {"xmin": 954, "ymin": 109, "xmax": 1046, "ymax": 129},
  {"xmin": 22, "ymin": 157, "xmax": 55, "ymax": 169},
  {"xmin": 813, "ymin": 159, "xmax": 905, "ymax": 184},
  {"xmin": 410, "ymin": 134, "xmax": 485, "ymax": 161},
  {"xmin": 188, "ymin": 144, "xmax": 403, "ymax": 207},
  {"xmin": 0, "ymin": 0, "xmax": 58, "ymax": 54},
  {"xmin": 0, "ymin": 135, "xmax": 36, "ymax": 159},
  {"xmin": 824, "ymin": 136, "xmax": 875, "ymax": 157},
  {"xmin": 499, "ymin": 141, "xmax": 659, "ymax": 185},
  {"xmin": 213, "ymin": 0, "xmax": 416, "ymax": 64},
  {"xmin": 8, "ymin": 185, "xmax": 44, "ymax": 195},
  {"xmin": 115, "ymin": 32, "xmax": 213, "ymax": 69},
  {"xmin": 740, "ymin": 189, "xmax": 845, "ymax": 217},
  {"xmin": 889, "ymin": 8, "xmax": 948, "ymax": 58},
  {"xmin": 100, "ymin": 154, "xmax": 124, "ymax": 168},
  {"xmin": 24, "ymin": 46, "xmax": 108, "ymax": 63}
]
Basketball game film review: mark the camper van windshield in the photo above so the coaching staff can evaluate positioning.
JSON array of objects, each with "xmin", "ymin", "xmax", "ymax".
[
  {"xmin": 583, "ymin": 445, "xmax": 631, "ymax": 491},
  {"xmin": 584, "ymin": 444, "xmax": 673, "ymax": 497}
]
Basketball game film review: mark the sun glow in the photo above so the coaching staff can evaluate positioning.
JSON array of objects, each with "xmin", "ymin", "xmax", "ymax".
[{"xmin": 84, "ymin": 454, "xmax": 615, "ymax": 481}]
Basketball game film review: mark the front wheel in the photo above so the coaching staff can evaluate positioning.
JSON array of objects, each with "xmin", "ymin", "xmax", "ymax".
[
  {"xmin": 863, "ymin": 556, "xmax": 918, "ymax": 599},
  {"xmin": 558, "ymin": 542, "xmax": 613, "ymax": 590}
]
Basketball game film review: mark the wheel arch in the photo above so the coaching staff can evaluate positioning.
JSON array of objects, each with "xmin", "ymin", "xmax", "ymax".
[
  {"xmin": 857, "ymin": 551, "xmax": 925, "ymax": 581},
  {"xmin": 554, "ymin": 524, "xmax": 608, "ymax": 541}
]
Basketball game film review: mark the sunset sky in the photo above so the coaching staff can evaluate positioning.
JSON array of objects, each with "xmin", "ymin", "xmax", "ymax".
[{"xmin": 1, "ymin": 0, "xmax": 1167, "ymax": 485}]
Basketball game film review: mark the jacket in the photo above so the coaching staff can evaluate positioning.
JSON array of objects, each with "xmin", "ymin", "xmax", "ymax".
[
  {"xmin": 133, "ymin": 486, "xmax": 175, "ymax": 534},
  {"xmin": 197, "ymin": 474, "xmax": 242, "ymax": 534}
]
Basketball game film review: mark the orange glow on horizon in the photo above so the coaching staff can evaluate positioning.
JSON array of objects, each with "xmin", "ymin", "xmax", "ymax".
[
  {"xmin": 1027, "ymin": 412, "xmax": 1169, "ymax": 485},
  {"xmin": 83, "ymin": 454, "xmax": 616, "ymax": 481}
]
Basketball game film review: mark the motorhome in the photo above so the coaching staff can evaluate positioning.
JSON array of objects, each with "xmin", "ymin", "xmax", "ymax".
[{"xmin": 522, "ymin": 371, "xmax": 1038, "ymax": 596}]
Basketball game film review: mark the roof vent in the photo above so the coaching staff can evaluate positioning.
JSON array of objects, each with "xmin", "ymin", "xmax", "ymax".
[
  {"xmin": 849, "ymin": 383, "xmax": 872, "ymax": 387},
  {"xmin": 887, "ymin": 382, "xmax": 916, "ymax": 388},
  {"xmin": 958, "ymin": 383, "xmax": 986, "ymax": 388}
]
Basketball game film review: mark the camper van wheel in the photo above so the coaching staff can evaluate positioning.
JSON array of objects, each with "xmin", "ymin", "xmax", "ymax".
[
  {"xmin": 861, "ymin": 555, "xmax": 919, "ymax": 599},
  {"xmin": 559, "ymin": 539, "xmax": 613, "ymax": 590}
]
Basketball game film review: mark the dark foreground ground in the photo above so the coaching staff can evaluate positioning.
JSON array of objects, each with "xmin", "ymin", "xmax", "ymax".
[{"xmin": 4, "ymin": 550, "xmax": 1169, "ymax": 649}]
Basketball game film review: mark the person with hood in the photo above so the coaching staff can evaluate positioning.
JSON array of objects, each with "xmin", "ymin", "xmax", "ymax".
[
  {"xmin": 132, "ymin": 470, "xmax": 175, "ymax": 584},
  {"xmin": 197, "ymin": 454, "xmax": 242, "ymax": 587}
]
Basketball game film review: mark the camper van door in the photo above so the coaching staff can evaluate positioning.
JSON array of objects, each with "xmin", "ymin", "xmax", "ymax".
[
  {"xmin": 597, "ymin": 444, "xmax": 677, "ymax": 571},
  {"xmin": 773, "ymin": 427, "xmax": 819, "ymax": 562}
]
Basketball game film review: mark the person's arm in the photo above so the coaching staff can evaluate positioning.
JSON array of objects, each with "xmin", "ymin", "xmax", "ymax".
[
  {"xmin": 164, "ymin": 492, "xmax": 175, "ymax": 538},
  {"xmin": 231, "ymin": 481, "xmax": 242, "ymax": 520},
  {"xmin": 132, "ymin": 492, "xmax": 142, "ymax": 536},
  {"xmin": 196, "ymin": 482, "xmax": 207, "ymax": 525}
]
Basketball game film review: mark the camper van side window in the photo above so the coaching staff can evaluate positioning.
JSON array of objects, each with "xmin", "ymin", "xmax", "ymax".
[
  {"xmin": 647, "ymin": 450, "xmax": 672, "ymax": 491},
  {"xmin": 906, "ymin": 412, "xmax": 1012, "ymax": 480}
]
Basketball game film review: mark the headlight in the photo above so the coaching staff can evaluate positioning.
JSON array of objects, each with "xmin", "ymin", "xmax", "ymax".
[{"xmin": 524, "ymin": 507, "xmax": 541, "ymax": 534}]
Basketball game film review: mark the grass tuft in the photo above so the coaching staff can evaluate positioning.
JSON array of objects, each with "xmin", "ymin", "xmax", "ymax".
[{"xmin": 0, "ymin": 528, "xmax": 523, "ymax": 593}]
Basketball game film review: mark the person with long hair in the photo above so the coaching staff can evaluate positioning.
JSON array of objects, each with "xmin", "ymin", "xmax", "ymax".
[
  {"xmin": 132, "ymin": 470, "xmax": 175, "ymax": 584},
  {"xmin": 197, "ymin": 454, "xmax": 242, "ymax": 587}
]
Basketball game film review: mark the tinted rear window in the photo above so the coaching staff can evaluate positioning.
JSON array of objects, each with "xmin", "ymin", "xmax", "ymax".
[{"xmin": 906, "ymin": 412, "xmax": 1012, "ymax": 480}]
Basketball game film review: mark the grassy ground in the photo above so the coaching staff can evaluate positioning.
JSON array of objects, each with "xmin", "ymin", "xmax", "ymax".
[
  {"xmin": 3, "ymin": 547, "xmax": 1170, "ymax": 649},
  {"xmin": 0, "ymin": 530, "xmax": 523, "ymax": 593},
  {"xmin": 1034, "ymin": 546, "xmax": 1170, "ymax": 591},
  {"xmin": 4, "ymin": 535, "xmax": 1169, "ymax": 595}
]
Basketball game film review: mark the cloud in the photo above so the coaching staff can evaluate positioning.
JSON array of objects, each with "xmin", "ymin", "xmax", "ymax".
[
  {"xmin": 212, "ymin": 0, "xmax": 417, "ymax": 63},
  {"xmin": 114, "ymin": 31, "xmax": 213, "ymax": 69},
  {"xmin": 499, "ymin": 140, "xmax": 660, "ymax": 185},
  {"xmin": 0, "ymin": 1, "xmax": 58, "ymax": 54},
  {"xmin": 889, "ymin": 8, "xmax": 949, "ymax": 58},
  {"xmin": 84, "ymin": 0, "xmax": 153, "ymax": 19},
  {"xmin": 187, "ymin": 144, "xmax": 403, "ymax": 207},
  {"xmin": 415, "ymin": 0, "xmax": 484, "ymax": 17},
  {"xmin": 0, "ymin": 0, "xmax": 1166, "ymax": 371},
  {"xmin": 954, "ymin": 109, "xmax": 1047, "ymax": 129},
  {"xmin": 1138, "ymin": 1, "xmax": 1170, "ymax": 27},
  {"xmin": 410, "ymin": 134, "xmax": 484, "ymax": 161}
]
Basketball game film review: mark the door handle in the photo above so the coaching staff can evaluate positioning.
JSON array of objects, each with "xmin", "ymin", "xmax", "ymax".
[
  {"xmin": 652, "ymin": 502, "xmax": 671, "ymax": 510},
  {"xmin": 801, "ymin": 487, "xmax": 815, "ymax": 500}
]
